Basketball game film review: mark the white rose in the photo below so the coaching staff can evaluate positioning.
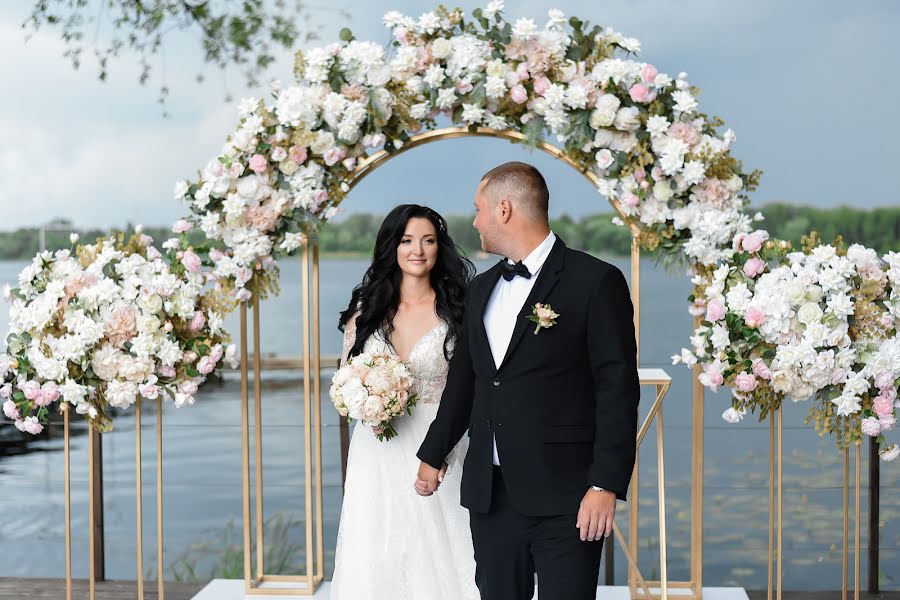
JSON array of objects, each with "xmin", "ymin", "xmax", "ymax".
[
  {"xmin": 784, "ymin": 281, "xmax": 806, "ymax": 306},
  {"xmin": 881, "ymin": 444, "xmax": 900, "ymax": 462},
  {"xmin": 797, "ymin": 302, "xmax": 824, "ymax": 325},
  {"xmin": 653, "ymin": 180, "xmax": 673, "ymax": 202},
  {"xmin": 432, "ymin": 38, "xmax": 452, "ymax": 59},
  {"xmin": 613, "ymin": 106, "xmax": 640, "ymax": 131},
  {"xmin": 92, "ymin": 344, "xmax": 121, "ymax": 381},
  {"xmin": 106, "ymin": 379, "xmax": 138, "ymax": 409},
  {"xmin": 722, "ymin": 407, "xmax": 745, "ymax": 424},
  {"xmin": 590, "ymin": 94, "xmax": 620, "ymax": 129},
  {"xmin": 594, "ymin": 149, "xmax": 615, "ymax": 170},
  {"xmin": 805, "ymin": 285, "xmax": 823, "ymax": 302},
  {"xmin": 310, "ymin": 131, "xmax": 336, "ymax": 155}
]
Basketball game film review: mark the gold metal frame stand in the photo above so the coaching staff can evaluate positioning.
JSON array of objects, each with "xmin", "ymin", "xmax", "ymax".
[
  {"xmin": 841, "ymin": 444, "xmax": 862, "ymax": 600},
  {"xmin": 240, "ymin": 234, "xmax": 325, "ymax": 595}
]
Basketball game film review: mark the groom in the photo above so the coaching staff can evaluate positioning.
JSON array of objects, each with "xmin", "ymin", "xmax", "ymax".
[{"xmin": 415, "ymin": 161, "xmax": 640, "ymax": 599}]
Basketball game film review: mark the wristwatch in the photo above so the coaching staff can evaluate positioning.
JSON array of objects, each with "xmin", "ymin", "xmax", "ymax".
[{"xmin": 590, "ymin": 486, "xmax": 605, "ymax": 493}]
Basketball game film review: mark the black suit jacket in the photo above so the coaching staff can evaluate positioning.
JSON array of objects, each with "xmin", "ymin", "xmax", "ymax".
[{"xmin": 417, "ymin": 236, "xmax": 640, "ymax": 516}]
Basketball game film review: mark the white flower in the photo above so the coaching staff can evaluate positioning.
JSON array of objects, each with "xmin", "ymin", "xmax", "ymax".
[
  {"xmin": 722, "ymin": 407, "xmax": 746, "ymax": 424},
  {"xmin": 594, "ymin": 149, "xmax": 615, "ymax": 170},
  {"xmin": 173, "ymin": 180, "xmax": 189, "ymax": 201},
  {"xmin": 672, "ymin": 90, "xmax": 698, "ymax": 114},
  {"xmin": 797, "ymin": 302, "xmax": 824, "ymax": 325},
  {"xmin": 417, "ymin": 11, "xmax": 440, "ymax": 35},
  {"xmin": 682, "ymin": 161, "xmax": 706, "ymax": 187},
  {"xmin": 881, "ymin": 444, "xmax": 900, "ymax": 462},
  {"xmin": 646, "ymin": 115, "xmax": 670, "ymax": 137},
  {"xmin": 613, "ymin": 106, "xmax": 640, "ymax": 131},
  {"xmin": 511, "ymin": 18, "xmax": 537, "ymax": 40},
  {"xmin": 483, "ymin": 0, "xmax": 504, "ymax": 19},
  {"xmin": 832, "ymin": 393, "xmax": 861, "ymax": 417},
  {"xmin": 106, "ymin": 379, "xmax": 138, "ymax": 409},
  {"xmin": 432, "ymin": 38, "xmax": 452, "ymax": 59},
  {"xmin": 92, "ymin": 344, "xmax": 121, "ymax": 381},
  {"xmin": 423, "ymin": 64, "xmax": 445, "ymax": 88},
  {"xmin": 461, "ymin": 104, "xmax": 485, "ymax": 125}
]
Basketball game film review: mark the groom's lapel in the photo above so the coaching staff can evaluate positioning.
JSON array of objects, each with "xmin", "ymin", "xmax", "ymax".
[
  {"xmin": 497, "ymin": 237, "xmax": 566, "ymax": 372},
  {"xmin": 475, "ymin": 262, "xmax": 503, "ymax": 373}
]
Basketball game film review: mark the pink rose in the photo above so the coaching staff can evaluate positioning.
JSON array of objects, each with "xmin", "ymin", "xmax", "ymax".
[
  {"xmin": 510, "ymin": 84, "xmax": 528, "ymax": 104},
  {"xmin": 21, "ymin": 381, "xmax": 41, "ymax": 401},
  {"xmin": 270, "ymin": 146, "xmax": 288, "ymax": 162},
  {"xmin": 189, "ymin": 311, "xmax": 206, "ymax": 332},
  {"xmin": 0, "ymin": 384, "xmax": 10, "ymax": 399},
  {"xmin": 158, "ymin": 365, "xmax": 176, "ymax": 378},
  {"xmin": 874, "ymin": 395, "xmax": 894, "ymax": 417},
  {"xmin": 642, "ymin": 64, "xmax": 658, "ymax": 83},
  {"xmin": 620, "ymin": 192, "xmax": 639, "ymax": 209},
  {"xmin": 861, "ymin": 416, "xmax": 882, "ymax": 437},
  {"xmin": 248, "ymin": 154, "xmax": 268, "ymax": 174},
  {"xmin": 735, "ymin": 372, "xmax": 758, "ymax": 393},
  {"xmin": 181, "ymin": 250, "xmax": 202, "ymax": 273},
  {"xmin": 533, "ymin": 76, "xmax": 551, "ymax": 96},
  {"xmin": 743, "ymin": 257, "xmax": 767, "ymax": 278},
  {"xmin": 323, "ymin": 147, "xmax": 347, "ymax": 167},
  {"xmin": 880, "ymin": 415, "xmax": 896, "ymax": 431},
  {"xmin": 3, "ymin": 399, "xmax": 19, "ymax": 420},
  {"xmin": 180, "ymin": 379, "xmax": 199, "ymax": 395},
  {"xmin": 633, "ymin": 168, "xmax": 646, "ymax": 182},
  {"xmin": 342, "ymin": 157, "xmax": 357, "ymax": 171},
  {"xmin": 210, "ymin": 345, "xmax": 224, "ymax": 364},
  {"xmin": 514, "ymin": 63, "xmax": 529, "ymax": 80},
  {"xmin": 629, "ymin": 83, "xmax": 650, "ymax": 103},
  {"xmin": 880, "ymin": 313, "xmax": 895, "ymax": 329},
  {"xmin": 741, "ymin": 230, "xmax": 769, "ymax": 254},
  {"xmin": 36, "ymin": 382, "xmax": 60, "ymax": 407},
  {"xmin": 706, "ymin": 299, "xmax": 725, "ymax": 322},
  {"xmin": 171, "ymin": 219, "xmax": 192, "ymax": 234},
  {"xmin": 235, "ymin": 288, "xmax": 252, "ymax": 303},
  {"xmin": 875, "ymin": 372, "xmax": 896, "ymax": 391},
  {"xmin": 197, "ymin": 356, "xmax": 216, "ymax": 375},
  {"xmin": 456, "ymin": 79, "xmax": 474, "ymax": 94},
  {"xmin": 183, "ymin": 351, "xmax": 198, "ymax": 364},
  {"xmin": 745, "ymin": 306, "xmax": 766, "ymax": 328},
  {"xmin": 20, "ymin": 416, "xmax": 43, "ymax": 435},
  {"xmin": 702, "ymin": 365, "xmax": 724, "ymax": 390},
  {"xmin": 314, "ymin": 189, "xmax": 329, "ymax": 203},
  {"xmin": 228, "ymin": 163, "xmax": 244, "ymax": 178},
  {"xmin": 752, "ymin": 359, "xmax": 772, "ymax": 380},
  {"xmin": 288, "ymin": 146, "xmax": 308, "ymax": 164}
]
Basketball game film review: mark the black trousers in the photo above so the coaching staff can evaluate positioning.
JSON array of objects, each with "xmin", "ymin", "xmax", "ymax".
[{"xmin": 469, "ymin": 467, "xmax": 603, "ymax": 600}]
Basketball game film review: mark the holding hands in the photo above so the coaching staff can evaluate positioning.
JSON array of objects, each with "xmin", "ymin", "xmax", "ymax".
[{"xmin": 414, "ymin": 461, "xmax": 447, "ymax": 496}]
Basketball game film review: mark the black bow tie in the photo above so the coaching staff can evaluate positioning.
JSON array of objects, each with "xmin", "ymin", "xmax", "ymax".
[{"xmin": 499, "ymin": 259, "xmax": 532, "ymax": 281}]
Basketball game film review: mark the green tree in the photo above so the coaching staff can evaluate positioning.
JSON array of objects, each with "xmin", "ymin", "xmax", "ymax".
[{"xmin": 23, "ymin": 0, "xmax": 345, "ymax": 113}]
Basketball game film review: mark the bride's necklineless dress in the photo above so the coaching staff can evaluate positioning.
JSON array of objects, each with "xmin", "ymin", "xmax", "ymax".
[{"xmin": 330, "ymin": 319, "xmax": 479, "ymax": 600}]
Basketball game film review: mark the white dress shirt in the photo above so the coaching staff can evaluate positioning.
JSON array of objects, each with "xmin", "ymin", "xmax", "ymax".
[{"xmin": 483, "ymin": 231, "xmax": 557, "ymax": 465}]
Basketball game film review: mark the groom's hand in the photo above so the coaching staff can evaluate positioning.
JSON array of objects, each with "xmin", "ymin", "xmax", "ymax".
[
  {"xmin": 576, "ymin": 488, "xmax": 616, "ymax": 541},
  {"xmin": 414, "ymin": 461, "xmax": 446, "ymax": 496}
]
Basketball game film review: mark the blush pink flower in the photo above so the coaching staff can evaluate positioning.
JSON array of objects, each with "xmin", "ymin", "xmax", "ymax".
[
  {"xmin": 189, "ymin": 311, "xmax": 206, "ymax": 332},
  {"xmin": 248, "ymin": 154, "xmax": 268, "ymax": 174},
  {"xmin": 158, "ymin": 365, "xmax": 176, "ymax": 378},
  {"xmin": 35, "ymin": 382, "xmax": 60, "ymax": 407},
  {"xmin": 744, "ymin": 306, "xmax": 766, "ymax": 328},
  {"xmin": 743, "ymin": 257, "xmax": 767, "ymax": 278},
  {"xmin": 861, "ymin": 416, "xmax": 882, "ymax": 437},
  {"xmin": 181, "ymin": 250, "xmax": 202, "ymax": 273},
  {"xmin": 642, "ymin": 64, "xmax": 658, "ymax": 83},
  {"xmin": 706, "ymin": 299, "xmax": 725, "ymax": 322},
  {"xmin": 21, "ymin": 381, "xmax": 41, "ymax": 401},
  {"xmin": 171, "ymin": 219, "xmax": 192, "ymax": 233},
  {"xmin": 533, "ymin": 76, "xmax": 551, "ymax": 96},
  {"xmin": 875, "ymin": 372, "xmax": 896, "ymax": 391},
  {"xmin": 288, "ymin": 146, "xmax": 308, "ymax": 164},
  {"xmin": 741, "ymin": 230, "xmax": 769, "ymax": 254},
  {"xmin": 323, "ymin": 147, "xmax": 347, "ymax": 167},
  {"xmin": 620, "ymin": 192, "xmax": 639, "ymax": 209},
  {"xmin": 510, "ymin": 84, "xmax": 528, "ymax": 104},
  {"xmin": 270, "ymin": 146, "xmax": 288, "ymax": 162},
  {"xmin": 734, "ymin": 372, "xmax": 758, "ymax": 393},
  {"xmin": 629, "ymin": 83, "xmax": 650, "ymax": 103},
  {"xmin": 197, "ymin": 355, "xmax": 217, "ymax": 375},
  {"xmin": 874, "ymin": 395, "xmax": 894, "ymax": 417},
  {"xmin": 701, "ymin": 365, "xmax": 724, "ymax": 390},
  {"xmin": 752, "ymin": 358, "xmax": 772, "ymax": 380},
  {"xmin": 3, "ymin": 399, "xmax": 19, "ymax": 420},
  {"xmin": 455, "ymin": 79, "xmax": 474, "ymax": 94}
]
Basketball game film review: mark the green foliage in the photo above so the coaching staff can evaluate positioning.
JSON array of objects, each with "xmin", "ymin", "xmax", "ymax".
[{"xmin": 22, "ymin": 1, "xmax": 347, "ymax": 113}]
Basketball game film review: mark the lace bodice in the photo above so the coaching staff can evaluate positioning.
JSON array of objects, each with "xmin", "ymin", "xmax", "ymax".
[{"xmin": 341, "ymin": 318, "xmax": 451, "ymax": 405}]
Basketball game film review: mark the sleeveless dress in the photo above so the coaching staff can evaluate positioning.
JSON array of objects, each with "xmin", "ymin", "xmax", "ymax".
[{"xmin": 330, "ymin": 319, "xmax": 479, "ymax": 600}]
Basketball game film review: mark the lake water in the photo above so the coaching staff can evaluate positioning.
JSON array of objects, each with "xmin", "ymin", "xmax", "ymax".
[{"xmin": 1, "ymin": 258, "xmax": 897, "ymax": 590}]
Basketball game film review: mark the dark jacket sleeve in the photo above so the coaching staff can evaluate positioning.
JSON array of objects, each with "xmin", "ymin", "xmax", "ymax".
[
  {"xmin": 417, "ymin": 297, "xmax": 476, "ymax": 469},
  {"xmin": 586, "ymin": 266, "xmax": 640, "ymax": 499}
]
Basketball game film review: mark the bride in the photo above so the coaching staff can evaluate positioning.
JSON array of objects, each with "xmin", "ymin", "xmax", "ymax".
[{"xmin": 330, "ymin": 204, "xmax": 480, "ymax": 600}]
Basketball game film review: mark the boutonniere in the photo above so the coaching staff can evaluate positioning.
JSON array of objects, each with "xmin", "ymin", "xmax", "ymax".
[{"xmin": 527, "ymin": 303, "xmax": 559, "ymax": 335}]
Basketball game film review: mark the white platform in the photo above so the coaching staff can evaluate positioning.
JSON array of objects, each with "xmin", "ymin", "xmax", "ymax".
[{"xmin": 193, "ymin": 579, "xmax": 749, "ymax": 600}]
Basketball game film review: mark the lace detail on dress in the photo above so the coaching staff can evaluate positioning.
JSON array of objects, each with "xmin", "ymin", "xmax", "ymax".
[{"xmin": 340, "ymin": 314, "xmax": 357, "ymax": 366}]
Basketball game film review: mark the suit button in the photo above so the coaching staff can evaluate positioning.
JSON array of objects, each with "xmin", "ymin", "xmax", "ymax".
[{"xmin": 493, "ymin": 378, "xmax": 500, "ymax": 387}]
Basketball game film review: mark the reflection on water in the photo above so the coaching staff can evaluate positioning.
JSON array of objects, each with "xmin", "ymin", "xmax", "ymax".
[{"xmin": 1, "ymin": 259, "xmax": 897, "ymax": 590}]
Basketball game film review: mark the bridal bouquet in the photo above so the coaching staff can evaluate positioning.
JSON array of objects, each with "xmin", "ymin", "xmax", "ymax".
[
  {"xmin": 329, "ymin": 352, "xmax": 416, "ymax": 441},
  {"xmin": 1, "ymin": 229, "xmax": 236, "ymax": 434}
]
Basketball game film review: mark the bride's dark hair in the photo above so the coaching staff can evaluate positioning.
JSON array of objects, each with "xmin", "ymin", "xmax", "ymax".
[{"xmin": 339, "ymin": 204, "xmax": 475, "ymax": 360}]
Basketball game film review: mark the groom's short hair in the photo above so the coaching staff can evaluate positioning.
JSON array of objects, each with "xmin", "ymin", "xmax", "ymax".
[{"xmin": 480, "ymin": 161, "xmax": 549, "ymax": 219}]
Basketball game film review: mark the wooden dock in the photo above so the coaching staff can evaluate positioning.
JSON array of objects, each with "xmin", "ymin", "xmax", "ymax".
[
  {"xmin": 3, "ymin": 579, "xmax": 899, "ymax": 600},
  {"xmin": 0, "ymin": 578, "xmax": 203, "ymax": 600}
]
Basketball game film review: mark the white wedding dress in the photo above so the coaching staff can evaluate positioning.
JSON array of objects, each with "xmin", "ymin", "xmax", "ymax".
[{"xmin": 330, "ymin": 318, "xmax": 479, "ymax": 600}]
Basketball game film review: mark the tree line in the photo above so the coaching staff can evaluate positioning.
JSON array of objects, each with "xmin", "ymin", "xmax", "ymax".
[{"xmin": 1, "ymin": 204, "xmax": 898, "ymax": 262}]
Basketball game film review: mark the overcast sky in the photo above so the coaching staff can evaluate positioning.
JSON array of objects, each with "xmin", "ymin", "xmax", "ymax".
[{"xmin": 1, "ymin": 1, "xmax": 898, "ymax": 230}]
